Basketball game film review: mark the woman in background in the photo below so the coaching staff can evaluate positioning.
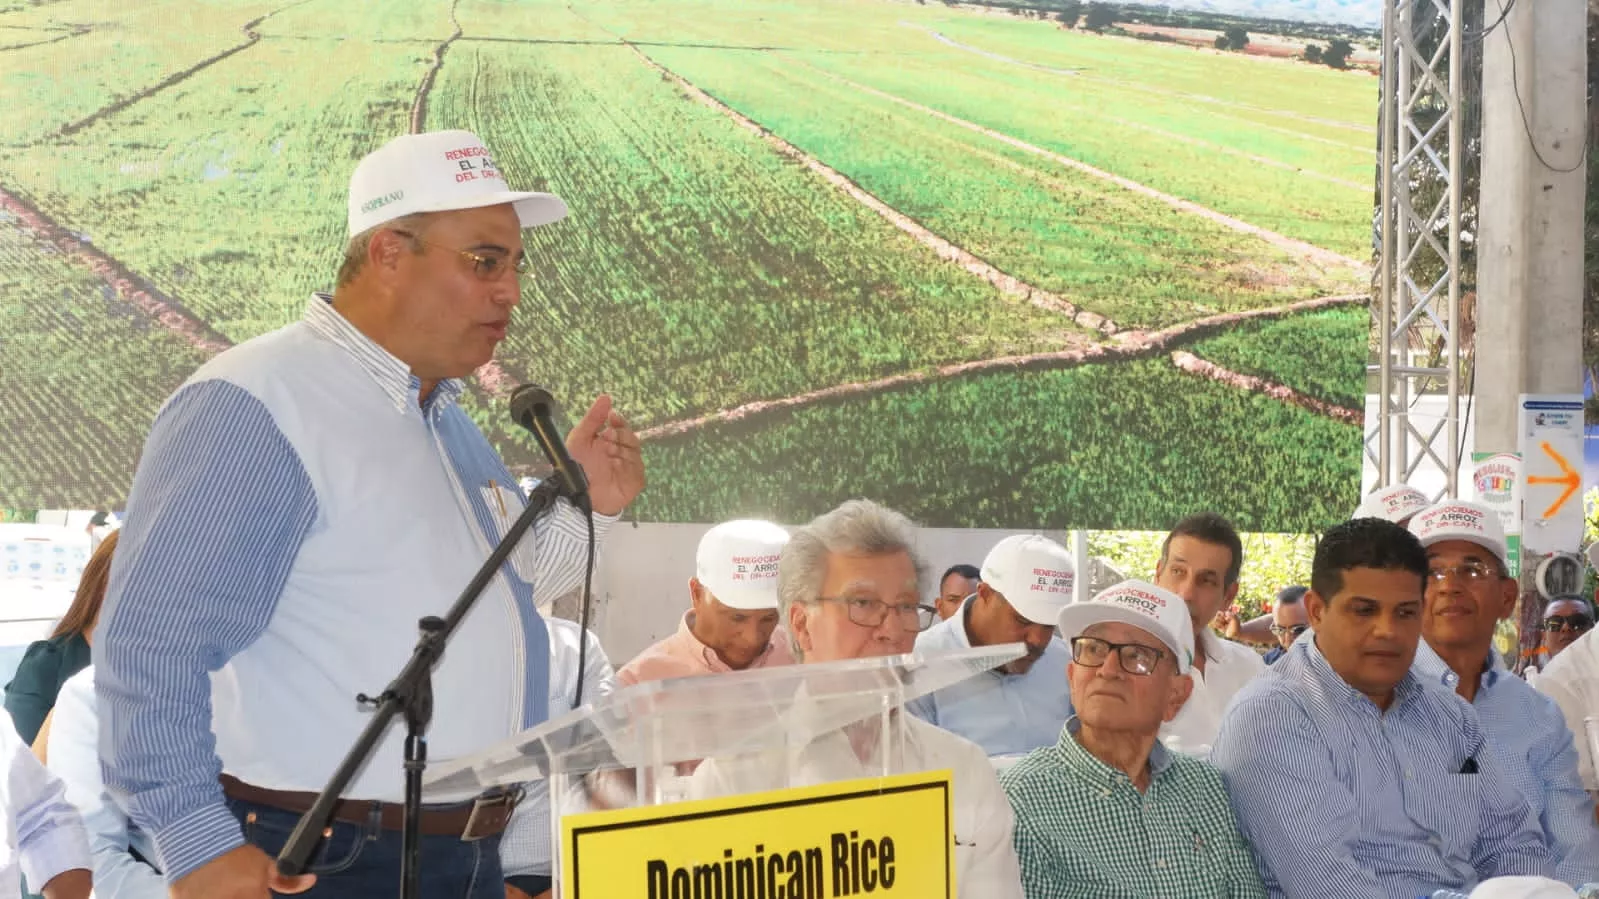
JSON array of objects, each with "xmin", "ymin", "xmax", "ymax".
[{"xmin": 4, "ymin": 531, "xmax": 115, "ymax": 744}]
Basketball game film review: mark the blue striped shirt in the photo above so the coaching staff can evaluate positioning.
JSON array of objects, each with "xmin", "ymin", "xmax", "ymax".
[
  {"xmin": 96, "ymin": 295, "xmax": 613, "ymax": 884},
  {"xmin": 1412, "ymin": 642, "xmax": 1599, "ymax": 886},
  {"xmin": 499, "ymin": 618, "xmax": 615, "ymax": 880},
  {"xmin": 908, "ymin": 596, "xmax": 1073, "ymax": 757},
  {"xmin": 1211, "ymin": 636, "xmax": 1553, "ymax": 898}
]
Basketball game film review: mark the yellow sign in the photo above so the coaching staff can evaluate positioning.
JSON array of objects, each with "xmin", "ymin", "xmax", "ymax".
[{"xmin": 560, "ymin": 770, "xmax": 954, "ymax": 899}]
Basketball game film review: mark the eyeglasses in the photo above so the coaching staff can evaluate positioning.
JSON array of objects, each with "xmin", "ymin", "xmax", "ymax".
[
  {"xmin": 391, "ymin": 230, "xmax": 530, "ymax": 281},
  {"xmin": 1544, "ymin": 615, "xmax": 1594, "ymax": 634},
  {"xmin": 1426, "ymin": 563, "xmax": 1499, "ymax": 584},
  {"xmin": 1269, "ymin": 624, "xmax": 1309, "ymax": 640},
  {"xmin": 816, "ymin": 597, "xmax": 937, "ymax": 632},
  {"xmin": 1069, "ymin": 636, "xmax": 1167, "ymax": 676}
]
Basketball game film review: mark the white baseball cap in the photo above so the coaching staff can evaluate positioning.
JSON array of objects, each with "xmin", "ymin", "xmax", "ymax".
[
  {"xmin": 695, "ymin": 520, "xmax": 790, "ymax": 611},
  {"xmin": 347, "ymin": 130, "xmax": 568, "ymax": 237},
  {"xmin": 1353, "ymin": 484, "xmax": 1431, "ymax": 524},
  {"xmin": 1469, "ymin": 877, "xmax": 1579, "ymax": 899},
  {"xmin": 1408, "ymin": 500, "xmax": 1510, "ymax": 571},
  {"xmin": 979, "ymin": 535, "xmax": 1075, "ymax": 626},
  {"xmin": 1057, "ymin": 580, "xmax": 1195, "ymax": 674}
]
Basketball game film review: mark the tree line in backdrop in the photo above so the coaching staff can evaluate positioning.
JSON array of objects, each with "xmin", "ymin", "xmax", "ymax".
[{"xmin": 940, "ymin": 0, "xmax": 1368, "ymax": 69}]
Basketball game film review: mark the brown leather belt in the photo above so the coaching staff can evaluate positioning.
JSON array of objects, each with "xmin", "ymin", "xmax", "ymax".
[{"xmin": 220, "ymin": 775, "xmax": 520, "ymax": 840}]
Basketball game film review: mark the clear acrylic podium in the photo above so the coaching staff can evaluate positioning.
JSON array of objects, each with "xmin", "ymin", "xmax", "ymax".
[{"xmin": 424, "ymin": 644, "xmax": 1023, "ymax": 894}]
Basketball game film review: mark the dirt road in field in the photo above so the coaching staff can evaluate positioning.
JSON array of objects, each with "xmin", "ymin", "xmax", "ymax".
[
  {"xmin": 631, "ymin": 44, "xmax": 1122, "ymax": 336},
  {"xmin": 0, "ymin": 185, "xmax": 233, "ymax": 355},
  {"xmin": 1170, "ymin": 350, "xmax": 1362, "ymax": 424},
  {"xmin": 638, "ymin": 293, "xmax": 1365, "ymax": 441},
  {"xmin": 50, "ymin": 0, "xmax": 314, "ymax": 139}
]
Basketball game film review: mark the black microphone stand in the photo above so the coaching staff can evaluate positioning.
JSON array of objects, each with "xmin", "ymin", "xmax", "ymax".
[{"xmin": 276, "ymin": 478, "xmax": 588, "ymax": 898}]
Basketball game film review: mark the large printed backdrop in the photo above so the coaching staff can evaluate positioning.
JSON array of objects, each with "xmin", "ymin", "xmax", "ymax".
[{"xmin": 0, "ymin": 0, "xmax": 1375, "ymax": 530}]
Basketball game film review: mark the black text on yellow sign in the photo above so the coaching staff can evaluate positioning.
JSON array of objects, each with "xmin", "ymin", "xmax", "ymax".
[{"xmin": 561, "ymin": 770, "xmax": 954, "ymax": 898}]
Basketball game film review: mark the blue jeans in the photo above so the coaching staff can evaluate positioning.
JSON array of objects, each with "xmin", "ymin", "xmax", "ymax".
[{"xmin": 225, "ymin": 796, "xmax": 503, "ymax": 899}]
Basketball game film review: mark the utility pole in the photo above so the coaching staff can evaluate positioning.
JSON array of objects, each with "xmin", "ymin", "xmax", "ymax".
[{"xmin": 1473, "ymin": 0, "xmax": 1588, "ymax": 664}]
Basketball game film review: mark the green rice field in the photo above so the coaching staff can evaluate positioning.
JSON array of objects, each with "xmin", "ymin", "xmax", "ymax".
[{"xmin": 0, "ymin": 0, "xmax": 1377, "ymax": 529}]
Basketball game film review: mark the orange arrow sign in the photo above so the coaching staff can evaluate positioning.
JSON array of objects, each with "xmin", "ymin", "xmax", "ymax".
[{"xmin": 1526, "ymin": 440, "xmax": 1582, "ymax": 519}]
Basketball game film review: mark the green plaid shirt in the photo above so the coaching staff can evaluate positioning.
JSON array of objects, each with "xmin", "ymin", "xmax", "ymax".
[{"xmin": 1000, "ymin": 718, "xmax": 1267, "ymax": 899}]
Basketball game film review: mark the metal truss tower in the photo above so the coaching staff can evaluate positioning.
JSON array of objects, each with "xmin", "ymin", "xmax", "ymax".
[{"xmin": 1369, "ymin": 0, "xmax": 1466, "ymax": 499}]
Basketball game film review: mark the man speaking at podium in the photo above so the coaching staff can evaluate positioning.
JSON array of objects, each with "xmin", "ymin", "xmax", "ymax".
[{"xmin": 95, "ymin": 130, "xmax": 645, "ymax": 899}]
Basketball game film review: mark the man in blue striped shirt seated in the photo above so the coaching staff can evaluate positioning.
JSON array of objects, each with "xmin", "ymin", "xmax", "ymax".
[
  {"xmin": 1406, "ymin": 501, "xmax": 1599, "ymax": 886},
  {"xmin": 95, "ymin": 130, "xmax": 646, "ymax": 899},
  {"xmin": 908, "ymin": 535, "xmax": 1076, "ymax": 757},
  {"xmin": 1212, "ymin": 518, "xmax": 1553, "ymax": 898}
]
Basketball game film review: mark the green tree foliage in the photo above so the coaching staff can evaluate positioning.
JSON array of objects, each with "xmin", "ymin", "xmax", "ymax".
[
  {"xmin": 1323, "ymin": 38, "xmax": 1353, "ymax": 69},
  {"xmin": 1084, "ymin": 2, "xmax": 1116, "ymax": 32},
  {"xmin": 1218, "ymin": 26, "xmax": 1250, "ymax": 51},
  {"xmin": 1304, "ymin": 44, "xmax": 1323, "ymax": 64},
  {"xmin": 1054, "ymin": 0, "xmax": 1083, "ymax": 28}
]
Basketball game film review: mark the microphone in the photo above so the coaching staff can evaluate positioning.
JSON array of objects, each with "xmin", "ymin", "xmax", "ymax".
[{"xmin": 508, "ymin": 385, "xmax": 589, "ymax": 501}]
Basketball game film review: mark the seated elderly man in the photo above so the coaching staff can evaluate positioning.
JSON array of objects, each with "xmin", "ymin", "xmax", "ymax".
[
  {"xmin": 617, "ymin": 519, "xmax": 794, "ymax": 686},
  {"xmin": 1000, "ymin": 580, "xmax": 1266, "ymax": 898},
  {"xmin": 689, "ymin": 499, "xmax": 1024, "ymax": 899},
  {"xmin": 1407, "ymin": 501, "xmax": 1599, "ymax": 886},
  {"xmin": 1212, "ymin": 518, "xmax": 1552, "ymax": 898},
  {"xmin": 908, "ymin": 535, "xmax": 1075, "ymax": 756}
]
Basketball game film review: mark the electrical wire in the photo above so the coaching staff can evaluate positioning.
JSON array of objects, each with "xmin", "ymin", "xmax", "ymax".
[
  {"xmin": 1501, "ymin": 0, "xmax": 1587, "ymax": 174},
  {"xmin": 1466, "ymin": 0, "xmax": 1517, "ymax": 43}
]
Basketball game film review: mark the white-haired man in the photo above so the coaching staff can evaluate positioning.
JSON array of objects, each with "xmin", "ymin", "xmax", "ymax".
[
  {"xmin": 689, "ymin": 500, "xmax": 1024, "ymax": 898},
  {"xmin": 1001, "ymin": 580, "xmax": 1265, "ymax": 898}
]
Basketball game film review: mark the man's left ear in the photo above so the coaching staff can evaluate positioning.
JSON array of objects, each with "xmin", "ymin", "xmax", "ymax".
[{"xmin": 1164, "ymin": 673, "xmax": 1195, "ymax": 723}]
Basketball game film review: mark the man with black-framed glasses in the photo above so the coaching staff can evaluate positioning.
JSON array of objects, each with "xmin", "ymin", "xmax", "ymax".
[
  {"xmin": 1264, "ymin": 586, "xmax": 1310, "ymax": 665},
  {"xmin": 1000, "ymin": 580, "xmax": 1265, "ymax": 898},
  {"xmin": 1407, "ymin": 502, "xmax": 1599, "ymax": 886}
]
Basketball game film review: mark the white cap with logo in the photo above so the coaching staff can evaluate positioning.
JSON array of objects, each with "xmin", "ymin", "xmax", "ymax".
[
  {"xmin": 1468, "ymin": 877, "xmax": 1579, "ymax": 899},
  {"xmin": 1408, "ymin": 500, "xmax": 1510, "ymax": 571},
  {"xmin": 695, "ymin": 520, "xmax": 790, "ymax": 611},
  {"xmin": 979, "ymin": 534, "xmax": 1075, "ymax": 626},
  {"xmin": 347, "ymin": 130, "xmax": 568, "ymax": 237},
  {"xmin": 1056, "ymin": 580, "xmax": 1196, "ymax": 674},
  {"xmin": 1353, "ymin": 484, "xmax": 1431, "ymax": 525}
]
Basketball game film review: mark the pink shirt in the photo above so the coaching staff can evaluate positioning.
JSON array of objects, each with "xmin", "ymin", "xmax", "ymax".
[{"xmin": 616, "ymin": 611, "xmax": 795, "ymax": 686}]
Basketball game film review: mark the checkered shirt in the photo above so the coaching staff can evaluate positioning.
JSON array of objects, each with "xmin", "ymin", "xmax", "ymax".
[{"xmin": 1000, "ymin": 717, "xmax": 1266, "ymax": 899}]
